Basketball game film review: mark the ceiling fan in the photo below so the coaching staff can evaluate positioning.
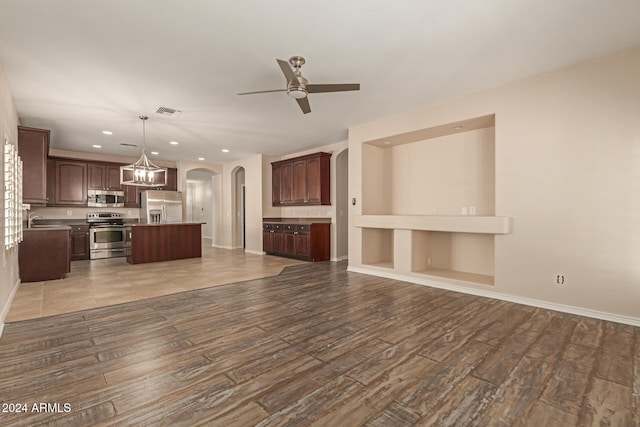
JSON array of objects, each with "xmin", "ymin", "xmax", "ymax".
[{"xmin": 238, "ymin": 56, "xmax": 360, "ymax": 114}]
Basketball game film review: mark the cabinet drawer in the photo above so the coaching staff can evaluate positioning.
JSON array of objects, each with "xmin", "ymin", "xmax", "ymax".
[
  {"xmin": 283, "ymin": 224, "xmax": 295, "ymax": 232},
  {"xmin": 273, "ymin": 224, "xmax": 283, "ymax": 231},
  {"xmin": 263, "ymin": 223, "xmax": 273, "ymax": 231},
  {"xmin": 296, "ymin": 224, "xmax": 310, "ymax": 233},
  {"xmin": 71, "ymin": 225, "xmax": 89, "ymax": 233}
]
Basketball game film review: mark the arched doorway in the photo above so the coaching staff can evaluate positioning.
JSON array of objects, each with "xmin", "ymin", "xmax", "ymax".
[
  {"xmin": 231, "ymin": 166, "xmax": 246, "ymax": 249},
  {"xmin": 185, "ymin": 168, "xmax": 220, "ymax": 247},
  {"xmin": 336, "ymin": 148, "xmax": 349, "ymax": 260}
]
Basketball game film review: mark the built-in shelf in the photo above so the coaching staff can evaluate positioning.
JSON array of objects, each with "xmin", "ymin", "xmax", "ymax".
[{"xmin": 353, "ymin": 215, "xmax": 510, "ymax": 235}]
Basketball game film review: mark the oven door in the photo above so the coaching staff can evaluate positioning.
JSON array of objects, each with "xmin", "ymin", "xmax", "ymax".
[{"xmin": 89, "ymin": 226, "xmax": 126, "ymax": 259}]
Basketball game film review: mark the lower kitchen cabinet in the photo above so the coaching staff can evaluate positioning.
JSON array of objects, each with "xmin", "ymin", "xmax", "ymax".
[
  {"xmin": 70, "ymin": 225, "xmax": 90, "ymax": 260},
  {"xmin": 20, "ymin": 228, "xmax": 71, "ymax": 282},
  {"xmin": 263, "ymin": 221, "xmax": 330, "ymax": 262}
]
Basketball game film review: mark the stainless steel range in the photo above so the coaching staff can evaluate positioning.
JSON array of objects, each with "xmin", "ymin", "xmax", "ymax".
[{"xmin": 87, "ymin": 212, "xmax": 126, "ymax": 259}]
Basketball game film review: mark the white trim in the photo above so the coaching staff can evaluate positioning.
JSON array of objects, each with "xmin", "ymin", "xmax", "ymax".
[
  {"xmin": 347, "ymin": 266, "xmax": 640, "ymax": 327},
  {"xmin": 0, "ymin": 277, "xmax": 20, "ymax": 338},
  {"xmin": 331, "ymin": 255, "xmax": 349, "ymax": 262},
  {"xmin": 244, "ymin": 249, "xmax": 265, "ymax": 256}
]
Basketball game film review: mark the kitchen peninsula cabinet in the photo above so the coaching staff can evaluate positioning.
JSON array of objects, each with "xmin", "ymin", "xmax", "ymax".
[
  {"xmin": 18, "ymin": 126, "xmax": 50, "ymax": 205},
  {"xmin": 263, "ymin": 219, "xmax": 330, "ymax": 261},
  {"xmin": 271, "ymin": 152, "xmax": 331, "ymax": 206},
  {"xmin": 20, "ymin": 227, "xmax": 71, "ymax": 282}
]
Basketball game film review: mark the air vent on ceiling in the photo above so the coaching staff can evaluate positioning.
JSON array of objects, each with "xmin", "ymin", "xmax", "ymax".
[
  {"xmin": 155, "ymin": 106, "xmax": 182, "ymax": 116},
  {"xmin": 120, "ymin": 143, "xmax": 137, "ymax": 147}
]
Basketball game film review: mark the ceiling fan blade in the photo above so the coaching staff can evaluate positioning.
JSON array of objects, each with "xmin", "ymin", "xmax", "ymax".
[
  {"xmin": 306, "ymin": 83, "xmax": 360, "ymax": 93},
  {"xmin": 296, "ymin": 97, "xmax": 311, "ymax": 114},
  {"xmin": 277, "ymin": 59, "xmax": 300, "ymax": 86},
  {"xmin": 237, "ymin": 89, "xmax": 287, "ymax": 95}
]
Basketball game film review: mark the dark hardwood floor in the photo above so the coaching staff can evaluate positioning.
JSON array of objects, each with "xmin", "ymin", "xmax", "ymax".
[{"xmin": 0, "ymin": 261, "xmax": 638, "ymax": 426}]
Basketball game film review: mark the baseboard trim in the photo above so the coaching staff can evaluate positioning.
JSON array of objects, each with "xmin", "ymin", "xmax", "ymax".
[
  {"xmin": 0, "ymin": 277, "xmax": 21, "ymax": 338},
  {"xmin": 245, "ymin": 249, "xmax": 265, "ymax": 256},
  {"xmin": 331, "ymin": 255, "xmax": 349, "ymax": 262},
  {"xmin": 347, "ymin": 266, "xmax": 640, "ymax": 327}
]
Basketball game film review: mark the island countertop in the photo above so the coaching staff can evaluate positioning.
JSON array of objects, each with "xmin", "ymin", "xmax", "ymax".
[
  {"xmin": 262, "ymin": 217, "xmax": 331, "ymax": 225},
  {"xmin": 128, "ymin": 222, "xmax": 205, "ymax": 227}
]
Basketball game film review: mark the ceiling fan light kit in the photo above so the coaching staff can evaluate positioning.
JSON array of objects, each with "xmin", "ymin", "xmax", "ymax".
[{"xmin": 238, "ymin": 56, "xmax": 360, "ymax": 114}]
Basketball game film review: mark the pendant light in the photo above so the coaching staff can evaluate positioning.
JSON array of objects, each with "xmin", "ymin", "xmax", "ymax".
[{"xmin": 120, "ymin": 115, "xmax": 167, "ymax": 187}]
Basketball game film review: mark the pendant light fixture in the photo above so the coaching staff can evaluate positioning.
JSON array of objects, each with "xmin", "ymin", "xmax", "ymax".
[{"xmin": 120, "ymin": 115, "xmax": 167, "ymax": 187}]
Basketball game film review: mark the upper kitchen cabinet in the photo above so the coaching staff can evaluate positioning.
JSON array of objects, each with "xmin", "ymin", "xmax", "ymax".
[
  {"xmin": 49, "ymin": 158, "xmax": 87, "ymax": 205},
  {"xmin": 18, "ymin": 126, "xmax": 50, "ymax": 205},
  {"xmin": 87, "ymin": 162, "xmax": 122, "ymax": 190},
  {"xmin": 272, "ymin": 152, "xmax": 331, "ymax": 206},
  {"xmin": 164, "ymin": 168, "xmax": 178, "ymax": 191}
]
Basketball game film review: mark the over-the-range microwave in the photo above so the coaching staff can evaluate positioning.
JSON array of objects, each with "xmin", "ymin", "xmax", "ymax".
[{"xmin": 87, "ymin": 189, "xmax": 125, "ymax": 208}]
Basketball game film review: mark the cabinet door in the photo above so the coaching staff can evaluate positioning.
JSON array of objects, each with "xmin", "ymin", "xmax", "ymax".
[
  {"xmin": 18, "ymin": 126, "xmax": 49, "ymax": 205},
  {"xmin": 272, "ymin": 164, "xmax": 282, "ymax": 206},
  {"xmin": 55, "ymin": 160, "xmax": 87, "ymax": 205},
  {"xmin": 263, "ymin": 230, "xmax": 274, "ymax": 253},
  {"xmin": 283, "ymin": 232, "xmax": 295, "ymax": 255},
  {"xmin": 294, "ymin": 232, "xmax": 310, "ymax": 257},
  {"xmin": 106, "ymin": 165, "xmax": 122, "ymax": 190},
  {"xmin": 70, "ymin": 225, "xmax": 90, "ymax": 260},
  {"xmin": 281, "ymin": 162, "xmax": 293, "ymax": 204},
  {"xmin": 306, "ymin": 157, "xmax": 322, "ymax": 204},
  {"xmin": 87, "ymin": 163, "xmax": 106, "ymax": 190},
  {"xmin": 273, "ymin": 230, "xmax": 284, "ymax": 253},
  {"xmin": 164, "ymin": 168, "xmax": 178, "ymax": 191},
  {"xmin": 292, "ymin": 160, "xmax": 308, "ymax": 203},
  {"xmin": 122, "ymin": 169, "xmax": 142, "ymax": 207}
]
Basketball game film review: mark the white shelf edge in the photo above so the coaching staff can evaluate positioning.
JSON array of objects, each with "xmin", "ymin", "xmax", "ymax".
[{"xmin": 353, "ymin": 215, "xmax": 510, "ymax": 234}]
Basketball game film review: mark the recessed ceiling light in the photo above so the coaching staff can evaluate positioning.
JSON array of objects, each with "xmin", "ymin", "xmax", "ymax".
[
  {"xmin": 454, "ymin": 126, "xmax": 464, "ymax": 130},
  {"xmin": 169, "ymin": 141, "xmax": 179, "ymax": 145},
  {"xmin": 151, "ymin": 151, "xmax": 159, "ymax": 155},
  {"xmin": 384, "ymin": 141, "xmax": 392, "ymax": 145},
  {"xmin": 92, "ymin": 144, "xmax": 102, "ymax": 148},
  {"xmin": 102, "ymin": 131, "xmax": 112, "ymax": 135},
  {"xmin": 198, "ymin": 157, "xmax": 205, "ymax": 161},
  {"xmin": 221, "ymin": 149, "xmax": 229, "ymax": 153}
]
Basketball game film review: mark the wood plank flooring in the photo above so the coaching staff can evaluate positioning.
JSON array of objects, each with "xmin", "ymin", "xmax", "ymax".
[{"xmin": 0, "ymin": 261, "xmax": 638, "ymax": 426}]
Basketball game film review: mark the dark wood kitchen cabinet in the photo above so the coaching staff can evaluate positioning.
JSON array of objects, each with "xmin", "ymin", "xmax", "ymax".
[
  {"xmin": 263, "ymin": 221, "xmax": 330, "ymax": 261},
  {"xmin": 18, "ymin": 126, "xmax": 50, "ymax": 205},
  {"xmin": 49, "ymin": 159, "xmax": 88, "ymax": 206},
  {"xmin": 70, "ymin": 224, "xmax": 90, "ymax": 260},
  {"xmin": 20, "ymin": 228, "xmax": 71, "ymax": 282},
  {"xmin": 88, "ymin": 162, "xmax": 122, "ymax": 190},
  {"xmin": 271, "ymin": 152, "xmax": 331, "ymax": 206}
]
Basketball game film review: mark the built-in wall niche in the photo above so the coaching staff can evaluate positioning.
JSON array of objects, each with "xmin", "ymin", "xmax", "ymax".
[
  {"xmin": 361, "ymin": 228, "xmax": 394, "ymax": 269},
  {"xmin": 362, "ymin": 114, "xmax": 495, "ymax": 216},
  {"xmin": 411, "ymin": 230, "xmax": 495, "ymax": 286}
]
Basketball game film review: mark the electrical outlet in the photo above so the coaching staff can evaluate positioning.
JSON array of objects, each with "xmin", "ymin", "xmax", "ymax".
[
  {"xmin": 555, "ymin": 274, "xmax": 566, "ymax": 285},
  {"xmin": 427, "ymin": 257, "xmax": 432, "ymax": 266},
  {"xmin": 469, "ymin": 206, "xmax": 476, "ymax": 215},
  {"xmin": 461, "ymin": 206, "xmax": 468, "ymax": 215},
  {"xmin": 66, "ymin": 210, "xmax": 72, "ymax": 216}
]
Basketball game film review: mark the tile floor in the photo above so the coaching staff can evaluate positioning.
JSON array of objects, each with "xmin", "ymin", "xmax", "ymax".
[{"xmin": 7, "ymin": 246, "xmax": 305, "ymax": 322}]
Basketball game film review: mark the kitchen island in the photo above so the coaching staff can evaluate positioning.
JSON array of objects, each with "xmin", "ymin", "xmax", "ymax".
[
  {"xmin": 126, "ymin": 222, "xmax": 203, "ymax": 264},
  {"xmin": 20, "ymin": 226, "xmax": 71, "ymax": 282}
]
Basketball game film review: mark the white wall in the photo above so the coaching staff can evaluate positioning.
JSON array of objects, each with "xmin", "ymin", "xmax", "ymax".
[
  {"xmin": 349, "ymin": 46, "xmax": 640, "ymax": 321},
  {"xmin": 0, "ymin": 60, "xmax": 20, "ymax": 335}
]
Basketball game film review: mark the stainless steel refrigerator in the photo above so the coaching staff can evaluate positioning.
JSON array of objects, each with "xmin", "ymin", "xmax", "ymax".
[{"xmin": 141, "ymin": 190, "xmax": 183, "ymax": 224}]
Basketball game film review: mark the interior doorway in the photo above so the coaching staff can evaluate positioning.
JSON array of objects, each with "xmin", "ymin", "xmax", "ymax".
[
  {"xmin": 232, "ymin": 167, "xmax": 246, "ymax": 250},
  {"xmin": 336, "ymin": 149, "xmax": 349, "ymax": 260},
  {"xmin": 186, "ymin": 168, "xmax": 216, "ymax": 246}
]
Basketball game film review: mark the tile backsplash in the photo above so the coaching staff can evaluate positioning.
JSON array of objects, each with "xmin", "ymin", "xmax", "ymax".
[{"xmin": 26, "ymin": 206, "xmax": 140, "ymax": 220}]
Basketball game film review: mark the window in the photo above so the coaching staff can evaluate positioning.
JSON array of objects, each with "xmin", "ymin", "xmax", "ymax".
[{"xmin": 4, "ymin": 136, "xmax": 23, "ymax": 249}]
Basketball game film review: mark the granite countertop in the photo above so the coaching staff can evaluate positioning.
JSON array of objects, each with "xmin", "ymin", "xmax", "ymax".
[
  {"xmin": 24, "ymin": 225, "xmax": 71, "ymax": 231},
  {"xmin": 263, "ymin": 217, "xmax": 332, "ymax": 224}
]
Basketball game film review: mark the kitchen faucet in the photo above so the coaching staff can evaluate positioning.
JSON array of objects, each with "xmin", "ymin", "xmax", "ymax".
[{"xmin": 27, "ymin": 212, "xmax": 43, "ymax": 228}]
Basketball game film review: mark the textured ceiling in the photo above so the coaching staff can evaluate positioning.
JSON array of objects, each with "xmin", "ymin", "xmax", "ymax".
[{"xmin": 0, "ymin": 0, "xmax": 639, "ymax": 164}]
